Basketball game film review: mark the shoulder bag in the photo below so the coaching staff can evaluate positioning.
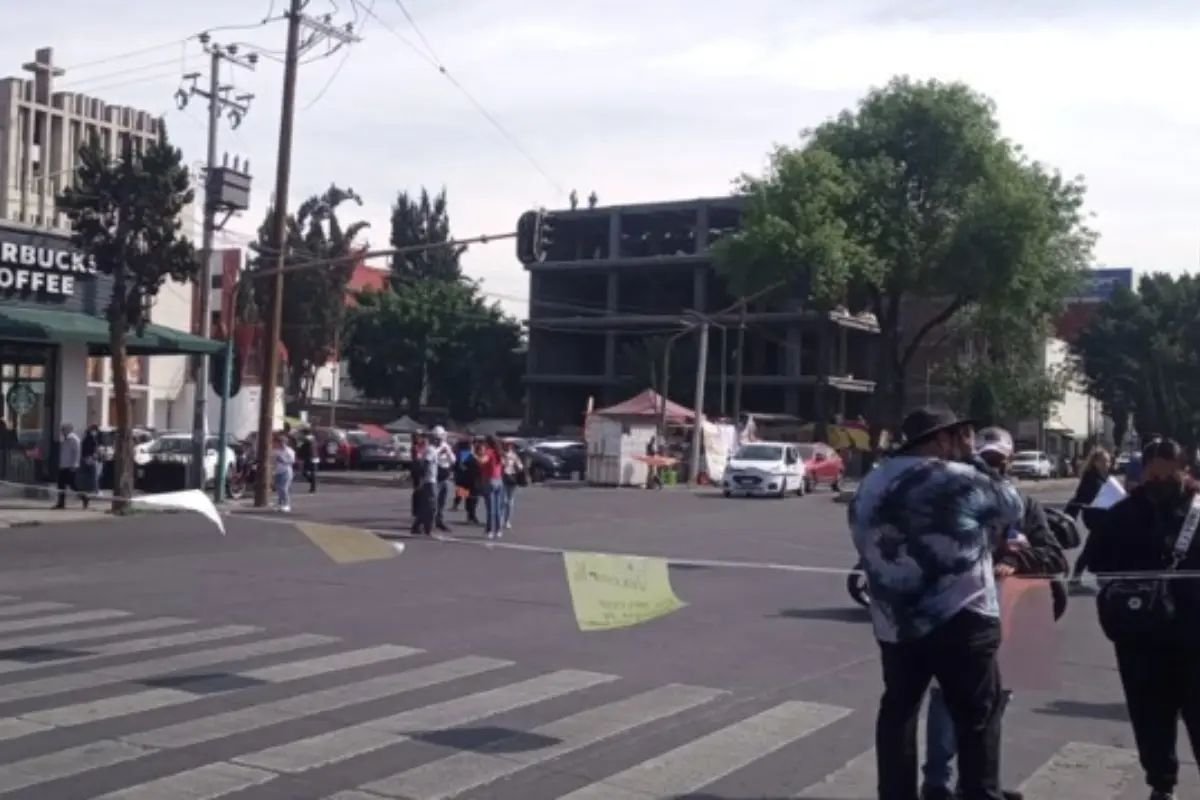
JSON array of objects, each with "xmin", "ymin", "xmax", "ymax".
[{"xmin": 1097, "ymin": 491, "xmax": 1200, "ymax": 640}]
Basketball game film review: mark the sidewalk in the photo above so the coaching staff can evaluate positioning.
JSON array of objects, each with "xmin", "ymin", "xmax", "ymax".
[{"xmin": 0, "ymin": 498, "xmax": 107, "ymax": 528}]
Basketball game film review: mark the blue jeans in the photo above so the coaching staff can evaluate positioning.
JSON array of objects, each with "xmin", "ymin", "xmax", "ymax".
[
  {"xmin": 503, "ymin": 483, "xmax": 517, "ymax": 527},
  {"xmin": 435, "ymin": 480, "xmax": 451, "ymax": 527},
  {"xmin": 273, "ymin": 470, "xmax": 292, "ymax": 509},
  {"xmin": 484, "ymin": 478, "xmax": 506, "ymax": 533}
]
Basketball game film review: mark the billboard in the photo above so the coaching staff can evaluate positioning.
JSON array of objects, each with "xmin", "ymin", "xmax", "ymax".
[{"xmin": 1069, "ymin": 267, "xmax": 1134, "ymax": 303}]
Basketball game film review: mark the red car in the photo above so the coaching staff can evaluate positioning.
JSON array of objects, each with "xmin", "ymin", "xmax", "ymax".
[{"xmin": 798, "ymin": 443, "xmax": 844, "ymax": 493}]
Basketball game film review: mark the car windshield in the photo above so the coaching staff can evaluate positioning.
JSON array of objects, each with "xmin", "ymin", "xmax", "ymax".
[
  {"xmin": 346, "ymin": 431, "xmax": 371, "ymax": 443},
  {"xmin": 734, "ymin": 444, "xmax": 784, "ymax": 461},
  {"xmin": 148, "ymin": 437, "xmax": 191, "ymax": 454},
  {"xmin": 1013, "ymin": 452, "xmax": 1041, "ymax": 462},
  {"xmin": 795, "ymin": 444, "xmax": 816, "ymax": 459}
]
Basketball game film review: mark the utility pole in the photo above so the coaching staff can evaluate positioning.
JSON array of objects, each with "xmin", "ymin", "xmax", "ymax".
[
  {"xmin": 178, "ymin": 36, "xmax": 255, "ymax": 490},
  {"xmin": 254, "ymin": 1, "xmax": 358, "ymax": 506},
  {"xmin": 732, "ymin": 303, "xmax": 747, "ymax": 426},
  {"xmin": 689, "ymin": 323, "xmax": 710, "ymax": 484}
]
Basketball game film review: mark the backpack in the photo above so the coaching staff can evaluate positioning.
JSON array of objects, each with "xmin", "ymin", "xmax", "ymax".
[{"xmin": 1045, "ymin": 506, "xmax": 1082, "ymax": 551}]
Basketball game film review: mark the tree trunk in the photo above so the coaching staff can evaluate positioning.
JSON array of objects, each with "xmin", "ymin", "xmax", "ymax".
[{"xmin": 109, "ymin": 323, "xmax": 133, "ymax": 513}]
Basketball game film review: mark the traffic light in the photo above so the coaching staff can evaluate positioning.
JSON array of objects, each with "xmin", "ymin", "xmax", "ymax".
[
  {"xmin": 209, "ymin": 344, "xmax": 243, "ymax": 398},
  {"xmin": 515, "ymin": 208, "xmax": 557, "ymax": 265}
]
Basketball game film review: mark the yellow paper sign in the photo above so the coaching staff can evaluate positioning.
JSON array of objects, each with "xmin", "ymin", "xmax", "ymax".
[
  {"xmin": 563, "ymin": 551, "xmax": 685, "ymax": 631},
  {"xmin": 296, "ymin": 522, "xmax": 403, "ymax": 565}
]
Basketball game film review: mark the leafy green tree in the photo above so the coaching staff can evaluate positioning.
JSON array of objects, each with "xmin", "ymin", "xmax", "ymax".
[
  {"xmin": 714, "ymin": 77, "xmax": 1093, "ymax": 440},
  {"xmin": 427, "ymin": 298, "xmax": 525, "ymax": 419},
  {"xmin": 57, "ymin": 128, "xmax": 197, "ymax": 507},
  {"xmin": 248, "ymin": 185, "xmax": 368, "ymax": 405},
  {"xmin": 389, "ymin": 188, "xmax": 465, "ymax": 283}
]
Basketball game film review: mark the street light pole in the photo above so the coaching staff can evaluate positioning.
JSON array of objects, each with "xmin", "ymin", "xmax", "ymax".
[{"xmin": 689, "ymin": 322, "xmax": 710, "ymax": 484}]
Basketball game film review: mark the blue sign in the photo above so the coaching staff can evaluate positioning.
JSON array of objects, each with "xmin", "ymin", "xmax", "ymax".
[{"xmin": 1071, "ymin": 267, "xmax": 1133, "ymax": 302}]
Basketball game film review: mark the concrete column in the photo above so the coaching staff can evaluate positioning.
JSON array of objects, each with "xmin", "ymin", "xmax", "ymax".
[
  {"xmin": 604, "ymin": 270, "xmax": 618, "ymax": 382},
  {"xmin": 695, "ymin": 204, "xmax": 709, "ymax": 253},
  {"xmin": 56, "ymin": 342, "xmax": 87, "ymax": 429},
  {"xmin": 608, "ymin": 212, "xmax": 621, "ymax": 259},
  {"xmin": 693, "ymin": 266, "xmax": 707, "ymax": 311}
]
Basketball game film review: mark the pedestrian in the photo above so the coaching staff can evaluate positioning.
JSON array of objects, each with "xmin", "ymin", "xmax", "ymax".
[
  {"xmin": 501, "ymin": 440, "xmax": 526, "ymax": 531},
  {"xmin": 477, "ymin": 435, "xmax": 506, "ymax": 539},
  {"xmin": 297, "ymin": 430, "xmax": 317, "ymax": 493},
  {"xmin": 1065, "ymin": 446, "xmax": 1111, "ymax": 584},
  {"xmin": 410, "ymin": 434, "xmax": 437, "ymax": 536},
  {"xmin": 451, "ymin": 437, "xmax": 471, "ymax": 512},
  {"xmin": 54, "ymin": 423, "xmax": 81, "ymax": 510},
  {"xmin": 271, "ymin": 432, "xmax": 295, "ymax": 512},
  {"xmin": 848, "ymin": 408, "xmax": 1024, "ymax": 800},
  {"xmin": 1087, "ymin": 437, "xmax": 1200, "ymax": 800},
  {"xmin": 919, "ymin": 426, "xmax": 1066, "ymax": 800},
  {"xmin": 76, "ymin": 425, "xmax": 102, "ymax": 509},
  {"xmin": 464, "ymin": 438, "xmax": 484, "ymax": 524},
  {"xmin": 428, "ymin": 426, "xmax": 455, "ymax": 532}
]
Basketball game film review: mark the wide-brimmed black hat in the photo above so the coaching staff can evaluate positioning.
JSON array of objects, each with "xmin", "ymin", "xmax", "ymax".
[{"xmin": 894, "ymin": 407, "xmax": 977, "ymax": 453}]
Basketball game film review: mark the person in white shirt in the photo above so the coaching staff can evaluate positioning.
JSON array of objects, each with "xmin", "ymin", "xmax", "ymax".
[
  {"xmin": 272, "ymin": 432, "xmax": 296, "ymax": 512},
  {"xmin": 55, "ymin": 424, "xmax": 82, "ymax": 510},
  {"xmin": 428, "ymin": 426, "xmax": 456, "ymax": 532},
  {"xmin": 501, "ymin": 441, "xmax": 526, "ymax": 530}
]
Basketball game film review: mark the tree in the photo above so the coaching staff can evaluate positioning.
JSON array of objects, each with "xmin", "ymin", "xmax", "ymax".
[
  {"xmin": 388, "ymin": 188, "xmax": 464, "ymax": 284},
  {"xmin": 714, "ymin": 77, "xmax": 1094, "ymax": 441},
  {"xmin": 57, "ymin": 128, "xmax": 197, "ymax": 508},
  {"xmin": 427, "ymin": 298, "xmax": 525, "ymax": 420},
  {"xmin": 1073, "ymin": 275, "xmax": 1200, "ymax": 449},
  {"xmin": 248, "ymin": 185, "xmax": 368, "ymax": 405}
]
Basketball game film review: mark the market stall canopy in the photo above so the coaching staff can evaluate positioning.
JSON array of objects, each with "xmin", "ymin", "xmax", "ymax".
[
  {"xmin": 594, "ymin": 389, "xmax": 694, "ymax": 424},
  {"xmin": 0, "ymin": 305, "xmax": 223, "ymax": 355},
  {"xmin": 384, "ymin": 415, "xmax": 422, "ymax": 433}
]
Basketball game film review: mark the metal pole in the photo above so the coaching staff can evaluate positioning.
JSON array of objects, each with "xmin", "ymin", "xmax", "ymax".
[
  {"xmin": 732, "ymin": 304, "xmax": 747, "ymax": 425},
  {"xmin": 189, "ymin": 46, "xmax": 222, "ymax": 490},
  {"xmin": 214, "ymin": 275, "xmax": 241, "ymax": 503},
  {"xmin": 254, "ymin": 0, "xmax": 304, "ymax": 507},
  {"xmin": 328, "ymin": 321, "xmax": 341, "ymax": 428},
  {"xmin": 689, "ymin": 323, "xmax": 710, "ymax": 484},
  {"xmin": 719, "ymin": 325, "xmax": 728, "ymax": 417},
  {"xmin": 659, "ymin": 339, "xmax": 674, "ymax": 440}
]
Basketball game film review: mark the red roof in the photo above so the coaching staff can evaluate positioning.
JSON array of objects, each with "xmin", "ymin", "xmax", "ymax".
[
  {"xmin": 347, "ymin": 262, "xmax": 388, "ymax": 295},
  {"xmin": 594, "ymin": 389, "xmax": 694, "ymax": 423}
]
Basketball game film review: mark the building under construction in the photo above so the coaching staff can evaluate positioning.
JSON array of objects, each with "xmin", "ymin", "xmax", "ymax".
[{"xmin": 521, "ymin": 195, "xmax": 878, "ymax": 431}]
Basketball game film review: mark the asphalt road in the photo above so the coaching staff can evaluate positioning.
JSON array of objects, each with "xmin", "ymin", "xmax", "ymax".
[{"xmin": 0, "ymin": 483, "xmax": 1184, "ymax": 799}]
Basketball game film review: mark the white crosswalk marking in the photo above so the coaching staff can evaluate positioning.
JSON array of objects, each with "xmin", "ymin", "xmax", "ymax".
[
  {"xmin": 0, "ymin": 608, "xmax": 128, "ymax": 634},
  {"xmin": 0, "ymin": 616, "xmax": 192, "ymax": 649},
  {"xmin": 795, "ymin": 715, "xmax": 929, "ymax": 798},
  {"xmin": 558, "ymin": 701, "xmax": 854, "ymax": 799},
  {"xmin": 233, "ymin": 670, "xmax": 619, "ymax": 775},
  {"xmin": 0, "ymin": 623, "xmax": 260, "ymax": 676},
  {"xmin": 94, "ymin": 762, "xmax": 277, "ymax": 800},
  {"xmin": 0, "ymin": 632, "xmax": 335, "ymax": 704},
  {"xmin": 1018, "ymin": 742, "xmax": 1140, "ymax": 799},
  {"xmin": 0, "ymin": 601, "xmax": 70, "ymax": 617},
  {"xmin": 360, "ymin": 684, "xmax": 725, "ymax": 800}
]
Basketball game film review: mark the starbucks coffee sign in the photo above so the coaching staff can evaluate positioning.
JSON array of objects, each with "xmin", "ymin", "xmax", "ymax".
[{"xmin": 0, "ymin": 240, "xmax": 96, "ymax": 297}]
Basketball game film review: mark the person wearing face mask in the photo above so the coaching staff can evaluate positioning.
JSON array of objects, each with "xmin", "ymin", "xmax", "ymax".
[
  {"xmin": 1086, "ymin": 438, "xmax": 1200, "ymax": 800},
  {"xmin": 918, "ymin": 426, "xmax": 1068, "ymax": 800},
  {"xmin": 849, "ymin": 408, "xmax": 1025, "ymax": 800}
]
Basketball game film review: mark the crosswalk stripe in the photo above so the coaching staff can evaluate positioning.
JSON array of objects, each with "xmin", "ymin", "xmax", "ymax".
[
  {"xmin": 0, "ymin": 601, "xmax": 70, "ymax": 617},
  {"xmin": 796, "ymin": 748, "xmax": 875, "ymax": 798},
  {"xmin": 558, "ymin": 701, "xmax": 854, "ymax": 800},
  {"xmin": 232, "ymin": 669, "xmax": 620, "ymax": 776},
  {"xmin": 1017, "ymin": 742, "xmax": 1140, "ymax": 799},
  {"xmin": 0, "ymin": 624, "xmax": 260, "ymax": 677},
  {"xmin": 0, "ymin": 609, "xmax": 129, "ymax": 634},
  {"xmin": 123, "ymin": 655, "xmax": 512, "ymax": 749},
  {"xmin": 8, "ymin": 644, "xmax": 419, "ymax": 733},
  {"xmin": 326, "ymin": 793, "xmax": 386, "ymax": 800},
  {"xmin": 93, "ymin": 763, "xmax": 278, "ymax": 800},
  {"xmin": 361, "ymin": 683, "xmax": 726, "ymax": 800},
  {"xmin": 0, "ymin": 617, "xmax": 193, "ymax": 650},
  {"xmin": 0, "ymin": 633, "xmax": 336, "ymax": 705},
  {"xmin": 0, "ymin": 739, "xmax": 154, "ymax": 794}
]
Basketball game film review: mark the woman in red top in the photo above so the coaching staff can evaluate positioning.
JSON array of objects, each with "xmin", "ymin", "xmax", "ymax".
[{"xmin": 476, "ymin": 436, "xmax": 506, "ymax": 539}]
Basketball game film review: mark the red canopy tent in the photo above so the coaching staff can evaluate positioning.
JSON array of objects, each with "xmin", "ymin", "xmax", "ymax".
[{"xmin": 593, "ymin": 389, "xmax": 695, "ymax": 424}]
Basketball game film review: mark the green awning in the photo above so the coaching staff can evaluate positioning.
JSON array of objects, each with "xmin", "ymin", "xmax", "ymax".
[{"xmin": 0, "ymin": 305, "xmax": 223, "ymax": 356}]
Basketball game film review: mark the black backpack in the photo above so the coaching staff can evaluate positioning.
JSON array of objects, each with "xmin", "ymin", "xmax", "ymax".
[{"xmin": 1045, "ymin": 506, "xmax": 1083, "ymax": 551}]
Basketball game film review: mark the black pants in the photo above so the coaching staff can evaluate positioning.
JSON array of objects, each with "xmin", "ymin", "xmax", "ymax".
[
  {"xmin": 876, "ymin": 609, "xmax": 1005, "ymax": 800},
  {"xmin": 464, "ymin": 495, "xmax": 479, "ymax": 522},
  {"xmin": 410, "ymin": 483, "xmax": 436, "ymax": 535},
  {"xmin": 55, "ymin": 468, "xmax": 79, "ymax": 508},
  {"xmin": 1115, "ymin": 637, "xmax": 1200, "ymax": 794},
  {"xmin": 302, "ymin": 462, "xmax": 317, "ymax": 492}
]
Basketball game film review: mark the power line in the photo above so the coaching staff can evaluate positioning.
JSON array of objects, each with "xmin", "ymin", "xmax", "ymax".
[
  {"xmin": 300, "ymin": 0, "xmax": 374, "ymax": 111},
  {"xmin": 392, "ymin": 0, "xmax": 441, "ymax": 63},
  {"xmin": 58, "ymin": 20, "xmax": 286, "ymax": 73},
  {"xmin": 349, "ymin": 0, "xmax": 565, "ymax": 197}
]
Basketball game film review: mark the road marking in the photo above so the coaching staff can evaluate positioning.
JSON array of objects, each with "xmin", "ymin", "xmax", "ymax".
[
  {"xmin": 0, "ymin": 623, "xmax": 260, "ymax": 676},
  {"xmin": 1017, "ymin": 742, "xmax": 1139, "ymax": 799},
  {"xmin": 796, "ymin": 716, "xmax": 929, "ymax": 798},
  {"xmin": 123, "ymin": 655, "xmax": 512, "ymax": 749},
  {"xmin": 9, "ymin": 645, "xmax": 418, "ymax": 733},
  {"xmin": 0, "ymin": 633, "xmax": 335, "ymax": 705},
  {"xmin": 361, "ymin": 683, "xmax": 725, "ymax": 799},
  {"xmin": 93, "ymin": 762, "xmax": 277, "ymax": 800},
  {"xmin": 233, "ymin": 669, "xmax": 619, "ymax": 775},
  {"xmin": 296, "ymin": 521, "xmax": 403, "ymax": 564},
  {"xmin": 0, "ymin": 616, "xmax": 192, "ymax": 650},
  {"xmin": 326, "ymin": 793, "xmax": 387, "ymax": 800},
  {"xmin": 558, "ymin": 701, "xmax": 853, "ymax": 800},
  {"xmin": 0, "ymin": 601, "xmax": 70, "ymax": 617},
  {"xmin": 0, "ymin": 739, "xmax": 154, "ymax": 794},
  {"xmin": 0, "ymin": 608, "xmax": 129, "ymax": 635}
]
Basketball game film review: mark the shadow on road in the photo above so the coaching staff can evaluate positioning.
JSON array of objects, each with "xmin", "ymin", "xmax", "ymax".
[
  {"xmin": 409, "ymin": 725, "xmax": 561, "ymax": 753},
  {"xmin": 1033, "ymin": 699, "xmax": 1128, "ymax": 722},
  {"xmin": 770, "ymin": 607, "xmax": 870, "ymax": 623}
]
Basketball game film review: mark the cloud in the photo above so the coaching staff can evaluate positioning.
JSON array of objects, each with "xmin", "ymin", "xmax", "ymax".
[{"xmin": 1, "ymin": 0, "xmax": 1197, "ymax": 320}]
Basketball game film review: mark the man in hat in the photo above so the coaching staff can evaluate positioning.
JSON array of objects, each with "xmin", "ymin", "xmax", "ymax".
[{"xmin": 849, "ymin": 408, "xmax": 1025, "ymax": 800}]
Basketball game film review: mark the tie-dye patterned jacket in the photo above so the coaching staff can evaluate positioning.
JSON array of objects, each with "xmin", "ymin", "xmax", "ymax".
[{"xmin": 848, "ymin": 455, "xmax": 1024, "ymax": 643}]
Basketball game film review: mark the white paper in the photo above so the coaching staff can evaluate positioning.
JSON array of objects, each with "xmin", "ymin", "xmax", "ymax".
[
  {"xmin": 131, "ymin": 490, "xmax": 226, "ymax": 535},
  {"xmin": 1090, "ymin": 476, "xmax": 1126, "ymax": 510}
]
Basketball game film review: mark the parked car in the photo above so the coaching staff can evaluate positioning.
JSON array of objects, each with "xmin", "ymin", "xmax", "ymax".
[
  {"xmin": 134, "ymin": 433, "xmax": 240, "ymax": 492},
  {"xmin": 391, "ymin": 434, "xmax": 413, "ymax": 465},
  {"xmin": 532, "ymin": 440, "xmax": 587, "ymax": 480},
  {"xmin": 795, "ymin": 442, "xmax": 844, "ymax": 493},
  {"xmin": 313, "ymin": 427, "xmax": 353, "ymax": 469},
  {"xmin": 723, "ymin": 441, "xmax": 807, "ymax": 498},
  {"xmin": 1010, "ymin": 450, "xmax": 1054, "ymax": 480},
  {"xmin": 354, "ymin": 436, "xmax": 402, "ymax": 470},
  {"xmin": 510, "ymin": 441, "xmax": 562, "ymax": 483}
]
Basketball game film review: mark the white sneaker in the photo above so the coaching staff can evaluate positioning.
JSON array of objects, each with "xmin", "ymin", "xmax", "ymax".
[
  {"xmin": 505, "ymin": 522, "xmax": 512, "ymax": 530},
  {"xmin": 280, "ymin": 505, "xmax": 291, "ymax": 513}
]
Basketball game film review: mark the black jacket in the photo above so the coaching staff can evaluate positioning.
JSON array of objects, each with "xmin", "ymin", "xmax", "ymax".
[
  {"xmin": 1087, "ymin": 478, "xmax": 1200, "ymax": 632},
  {"xmin": 996, "ymin": 493, "xmax": 1069, "ymax": 577}
]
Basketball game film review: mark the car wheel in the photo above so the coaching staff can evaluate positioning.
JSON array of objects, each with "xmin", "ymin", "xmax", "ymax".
[
  {"xmin": 804, "ymin": 476, "xmax": 815, "ymax": 494},
  {"xmin": 529, "ymin": 464, "xmax": 546, "ymax": 484},
  {"xmin": 796, "ymin": 479, "xmax": 806, "ymax": 497},
  {"xmin": 723, "ymin": 489, "xmax": 732, "ymax": 498}
]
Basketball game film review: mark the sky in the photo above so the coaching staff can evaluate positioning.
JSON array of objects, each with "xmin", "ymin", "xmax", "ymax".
[{"xmin": 4, "ymin": 0, "xmax": 1199, "ymax": 318}]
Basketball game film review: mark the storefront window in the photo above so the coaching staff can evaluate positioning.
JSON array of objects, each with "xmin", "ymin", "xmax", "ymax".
[{"xmin": 0, "ymin": 344, "xmax": 56, "ymax": 483}]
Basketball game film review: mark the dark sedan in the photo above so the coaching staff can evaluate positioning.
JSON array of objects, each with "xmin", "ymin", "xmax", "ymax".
[{"xmin": 354, "ymin": 437, "xmax": 401, "ymax": 470}]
